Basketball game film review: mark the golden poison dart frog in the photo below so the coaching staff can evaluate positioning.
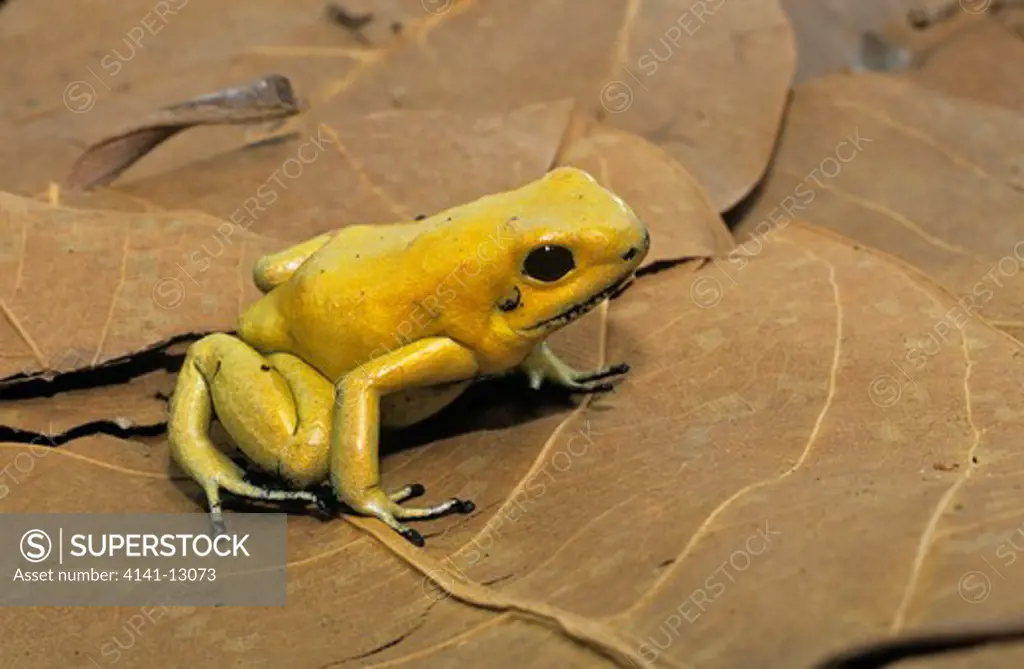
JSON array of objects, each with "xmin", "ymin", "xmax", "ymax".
[{"xmin": 168, "ymin": 166, "xmax": 650, "ymax": 546}]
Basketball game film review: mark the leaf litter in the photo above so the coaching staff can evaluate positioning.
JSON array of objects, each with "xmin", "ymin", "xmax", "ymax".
[{"xmin": 4, "ymin": 1, "xmax": 1024, "ymax": 668}]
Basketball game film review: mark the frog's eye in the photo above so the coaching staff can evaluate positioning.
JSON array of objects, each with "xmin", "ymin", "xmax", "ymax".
[{"xmin": 522, "ymin": 244, "xmax": 575, "ymax": 282}]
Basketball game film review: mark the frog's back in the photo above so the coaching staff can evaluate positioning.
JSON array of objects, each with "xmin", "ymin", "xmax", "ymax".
[{"xmin": 239, "ymin": 219, "xmax": 475, "ymax": 380}]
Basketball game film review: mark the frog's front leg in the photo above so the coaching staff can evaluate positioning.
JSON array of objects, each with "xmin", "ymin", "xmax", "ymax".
[
  {"xmin": 519, "ymin": 341, "xmax": 630, "ymax": 393},
  {"xmin": 331, "ymin": 337, "xmax": 479, "ymax": 546}
]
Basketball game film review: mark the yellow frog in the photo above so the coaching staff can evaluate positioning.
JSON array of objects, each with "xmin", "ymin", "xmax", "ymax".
[{"xmin": 168, "ymin": 166, "xmax": 650, "ymax": 546}]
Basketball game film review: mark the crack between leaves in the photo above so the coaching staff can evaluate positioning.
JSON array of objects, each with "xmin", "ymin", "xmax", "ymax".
[
  {"xmin": 0, "ymin": 333, "xmax": 196, "ymax": 475},
  {"xmin": 0, "ymin": 333, "xmax": 192, "ymax": 397},
  {"xmin": 607, "ymin": 237, "xmax": 843, "ymax": 623},
  {"xmin": 0, "ymin": 419, "xmax": 166, "ymax": 448},
  {"xmin": 890, "ymin": 296, "xmax": 984, "ymax": 633}
]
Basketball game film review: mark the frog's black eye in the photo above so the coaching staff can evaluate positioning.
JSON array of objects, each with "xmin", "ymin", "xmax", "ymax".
[{"xmin": 522, "ymin": 245, "xmax": 575, "ymax": 282}]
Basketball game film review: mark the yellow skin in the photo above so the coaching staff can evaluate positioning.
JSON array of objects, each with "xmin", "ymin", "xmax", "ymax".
[{"xmin": 168, "ymin": 166, "xmax": 650, "ymax": 546}]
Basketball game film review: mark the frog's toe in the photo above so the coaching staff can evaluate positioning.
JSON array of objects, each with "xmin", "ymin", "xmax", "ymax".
[
  {"xmin": 312, "ymin": 489, "xmax": 339, "ymax": 515},
  {"xmin": 392, "ymin": 496, "xmax": 476, "ymax": 521},
  {"xmin": 400, "ymin": 527, "xmax": 426, "ymax": 547},
  {"xmin": 389, "ymin": 483, "xmax": 426, "ymax": 503},
  {"xmin": 454, "ymin": 499, "xmax": 475, "ymax": 514},
  {"xmin": 576, "ymin": 362, "xmax": 630, "ymax": 383}
]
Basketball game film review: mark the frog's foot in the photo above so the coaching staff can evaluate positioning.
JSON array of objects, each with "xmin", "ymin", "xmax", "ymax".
[
  {"xmin": 529, "ymin": 360, "xmax": 631, "ymax": 394},
  {"xmin": 346, "ymin": 486, "xmax": 475, "ymax": 547},
  {"xmin": 200, "ymin": 478, "xmax": 323, "ymax": 537},
  {"xmin": 520, "ymin": 342, "xmax": 630, "ymax": 394},
  {"xmin": 206, "ymin": 478, "xmax": 324, "ymax": 532},
  {"xmin": 389, "ymin": 483, "xmax": 427, "ymax": 503},
  {"xmin": 565, "ymin": 362, "xmax": 631, "ymax": 392}
]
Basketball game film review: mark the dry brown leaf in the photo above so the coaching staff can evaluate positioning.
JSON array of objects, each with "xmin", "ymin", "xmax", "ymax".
[
  {"xmin": 9, "ymin": 223, "xmax": 1024, "ymax": 667},
  {"xmin": 734, "ymin": 71, "xmax": 1024, "ymax": 340},
  {"xmin": 779, "ymin": 0, "xmax": 921, "ymax": 81},
  {"xmin": 65, "ymin": 74, "xmax": 303, "ymax": 190},
  {"xmin": 2, "ymin": 1, "xmax": 795, "ymax": 213},
  {"xmin": 0, "ymin": 0, "xmax": 363, "ymax": 192},
  {"xmin": 258, "ymin": 0, "xmax": 796, "ymax": 211},
  {"xmin": 106, "ymin": 101, "xmax": 582, "ymax": 243},
  {"xmin": 882, "ymin": 4, "xmax": 1024, "ymax": 111},
  {"xmin": 0, "ymin": 194, "xmax": 279, "ymax": 381}
]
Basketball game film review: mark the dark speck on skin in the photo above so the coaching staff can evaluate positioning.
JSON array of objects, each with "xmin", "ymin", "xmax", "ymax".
[
  {"xmin": 415, "ymin": 214, "xmax": 427, "ymax": 220},
  {"xmin": 260, "ymin": 364, "xmax": 271, "ymax": 372},
  {"xmin": 355, "ymin": 254, "xmax": 360, "ymax": 259},
  {"xmin": 446, "ymin": 217, "xmax": 452, "ymax": 222}
]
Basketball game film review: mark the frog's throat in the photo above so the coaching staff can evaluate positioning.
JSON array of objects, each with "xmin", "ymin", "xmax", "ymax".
[{"xmin": 525, "ymin": 274, "xmax": 633, "ymax": 332}]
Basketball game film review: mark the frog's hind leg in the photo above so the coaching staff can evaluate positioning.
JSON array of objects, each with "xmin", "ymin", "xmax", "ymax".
[
  {"xmin": 168, "ymin": 333, "xmax": 334, "ymax": 532},
  {"xmin": 252, "ymin": 232, "xmax": 333, "ymax": 292}
]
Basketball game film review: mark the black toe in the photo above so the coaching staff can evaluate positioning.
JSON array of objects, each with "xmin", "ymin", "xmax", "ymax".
[
  {"xmin": 408, "ymin": 483, "xmax": 426, "ymax": 498},
  {"xmin": 401, "ymin": 528, "xmax": 426, "ymax": 547},
  {"xmin": 314, "ymin": 489, "xmax": 341, "ymax": 514},
  {"xmin": 454, "ymin": 499, "xmax": 476, "ymax": 514},
  {"xmin": 577, "ymin": 363, "xmax": 630, "ymax": 383}
]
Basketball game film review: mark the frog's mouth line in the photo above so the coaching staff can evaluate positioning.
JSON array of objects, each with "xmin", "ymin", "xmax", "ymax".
[{"xmin": 526, "ymin": 273, "xmax": 634, "ymax": 332}]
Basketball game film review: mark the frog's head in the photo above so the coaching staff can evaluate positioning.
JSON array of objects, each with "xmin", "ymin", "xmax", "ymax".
[{"xmin": 485, "ymin": 166, "xmax": 650, "ymax": 340}]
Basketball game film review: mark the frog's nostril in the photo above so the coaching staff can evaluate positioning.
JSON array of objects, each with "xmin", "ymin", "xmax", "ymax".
[{"xmin": 621, "ymin": 247, "xmax": 639, "ymax": 261}]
